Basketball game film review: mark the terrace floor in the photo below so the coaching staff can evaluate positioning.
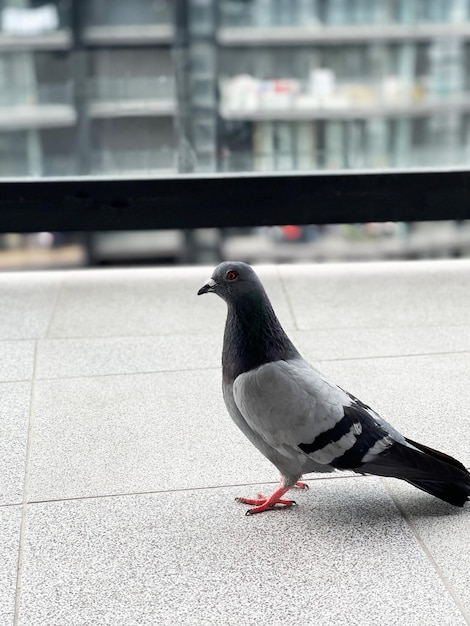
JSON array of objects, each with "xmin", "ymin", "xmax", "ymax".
[{"xmin": 1, "ymin": 260, "xmax": 470, "ymax": 625}]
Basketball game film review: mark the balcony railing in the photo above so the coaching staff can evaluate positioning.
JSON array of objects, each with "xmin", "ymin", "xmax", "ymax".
[
  {"xmin": 90, "ymin": 148, "xmax": 175, "ymax": 175},
  {"xmin": 219, "ymin": 70, "xmax": 469, "ymax": 114},
  {"xmin": 82, "ymin": 24, "xmax": 174, "ymax": 46},
  {"xmin": 0, "ymin": 82, "xmax": 73, "ymax": 108},
  {"xmin": 88, "ymin": 76, "xmax": 176, "ymax": 102},
  {"xmin": 219, "ymin": 0, "xmax": 470, "ymax": 29}
]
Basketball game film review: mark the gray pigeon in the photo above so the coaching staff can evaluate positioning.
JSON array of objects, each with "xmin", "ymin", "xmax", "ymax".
[{"xmin": 198, "ymin": 261, "xmax": 470, "ymax": 515}]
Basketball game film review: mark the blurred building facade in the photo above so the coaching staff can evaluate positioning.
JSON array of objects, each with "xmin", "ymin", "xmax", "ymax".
[
  {"xmin": 217, "ymin": 0, "xmax": 470, "ymax": 172},
  {"xmin": 0, "ymin": 0, "xmax": 175, "ymax": 177},
  {"xmin": 1, "ymin": 0, "xmax": 470, "ymax": 178}
]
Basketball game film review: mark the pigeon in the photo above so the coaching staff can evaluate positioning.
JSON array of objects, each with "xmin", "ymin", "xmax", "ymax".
[{"xmin": 198, "ymin": 261, "xmax": 470, "ymax": 515}]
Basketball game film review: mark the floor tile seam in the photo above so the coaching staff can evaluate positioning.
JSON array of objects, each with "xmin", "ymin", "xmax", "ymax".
[
  {"xmin": 277, "ymin": 265, "xmax": 300, "ymax": 330},
  {"xmin": 314, "ymin": 348, "xmax": 470, "ymax": 363},
  {"xmin": 34, "ymin": 364, "xmax": 222, "ymax": 382},
  {"xmin": 380, "ymin": 478, "xmax": 470, "ymax": 625},
  {"xmin": 29, "ymin": 347, "xmax": 470, "ymax": 384},
  {"xmin": 36, "ymin": 330, "xmax": 220, "ymax": 342},
  {"xmin": 19, "ymin": 322, "xmax": 470, "ymax": 342},
  {"xmin": 0, "ymin": 501, "xmax": 22, "ymax": 509},
  {"xmin": 13, "ymin": 341, "xmax": 39, "ymax": 626},
  {"xmin": 25, "ymin": 474, "xmax": 366, "ymax": 507},
  {"xmin": 44, "ymin": 277, "xmax": 65, "ymax": 339},
  {"xmin": 0, "ymin": 338, "xmax": 36, "ymax": 344},
  {"xmin": 296, "ymin": 323, "xmax": 470, "ymax": 332}
]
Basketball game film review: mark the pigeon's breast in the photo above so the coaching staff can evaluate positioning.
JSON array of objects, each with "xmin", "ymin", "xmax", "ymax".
[{"xmin": 232, "ymin": 359, "xmax": 350, "ymax": 450}]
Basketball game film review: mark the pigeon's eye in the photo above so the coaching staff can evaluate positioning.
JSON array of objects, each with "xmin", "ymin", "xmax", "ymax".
[{"xmin": 226, "ymin": 270, "xmax": 238, "ymax": 281}]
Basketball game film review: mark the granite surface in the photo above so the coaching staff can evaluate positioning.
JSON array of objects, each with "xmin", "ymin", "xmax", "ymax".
[{"xmin": 1, "ymin": 260, "xmax": 469, "ymax": 625}]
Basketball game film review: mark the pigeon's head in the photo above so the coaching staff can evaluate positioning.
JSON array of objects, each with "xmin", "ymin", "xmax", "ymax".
[{"xmin": 197, "ymin": 261, "xmax": 262, "ymax": 303}]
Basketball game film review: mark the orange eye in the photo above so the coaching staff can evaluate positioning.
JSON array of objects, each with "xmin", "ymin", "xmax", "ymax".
[{"xmin": 226, "ymin": 270, "xmax": 238, "ymax": 281}]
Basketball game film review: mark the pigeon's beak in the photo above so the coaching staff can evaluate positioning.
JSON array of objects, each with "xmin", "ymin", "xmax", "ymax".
[{"xmin": 197, "ymin": 278, "xmax": 218, "ymax": 295}]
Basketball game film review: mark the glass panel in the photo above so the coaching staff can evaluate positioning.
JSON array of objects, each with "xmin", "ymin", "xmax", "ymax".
[{"xmin": 1, "ymin": 0, "xmax": 470, "ymax": 177}]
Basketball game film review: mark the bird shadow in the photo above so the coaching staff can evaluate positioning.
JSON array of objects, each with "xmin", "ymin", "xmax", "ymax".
[{"xmin": 295, "ymin": 476, "xmax": 469, "ymax": 528}]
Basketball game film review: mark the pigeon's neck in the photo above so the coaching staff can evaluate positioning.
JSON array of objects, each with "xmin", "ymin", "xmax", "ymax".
[{"xmin": 222, "ymin": 291, "xmax": 299, "ymax": 382}]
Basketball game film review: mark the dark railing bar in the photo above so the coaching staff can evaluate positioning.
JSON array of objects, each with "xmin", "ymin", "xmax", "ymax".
[{"xmin": 1, "ymin": 169, "xmax": 470, "ymax": 232}]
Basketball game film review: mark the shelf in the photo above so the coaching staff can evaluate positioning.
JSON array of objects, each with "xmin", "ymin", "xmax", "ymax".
[
  {"xmin": 88, "ymin": 100, "xmax": 177, "ymax": 119},
  {"xmin": 83, "ymin": 24, "xmax": 174, "ymax": 46},
  {"xmin": 0, "ymin": 105, "xmax": 77, "ymax": 130},
  {"xmin": 217, "ymin": 23, "xmax": 470, "ymax": 46},
  {"xmin": 0, "ymin": 29, "xmax": 71, "ymax": 51},
  {"xmin": 220, "ymin": 95, "xmax": 470, "ymax": 120}
]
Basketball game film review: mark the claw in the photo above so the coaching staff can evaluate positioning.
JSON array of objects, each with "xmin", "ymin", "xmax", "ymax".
[
  {"xmin": 245, "ymin": 501, "xmax": 295, "ymax": 516},
  {"xmin": 295, "ymin": 481, "xmax": 309, "ymax": 491},
  {"xmin": 236, "ymin": 485, "xmax": 297, "ymax": 515}
]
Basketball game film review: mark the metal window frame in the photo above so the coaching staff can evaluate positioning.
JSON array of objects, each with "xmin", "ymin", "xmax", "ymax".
[{"xmin": 1, "ymin": 168, "xmax": 470, "ymax": 233}]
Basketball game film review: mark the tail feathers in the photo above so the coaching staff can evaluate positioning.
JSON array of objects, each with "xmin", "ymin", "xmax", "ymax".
[
  {"xmin": 405, "ymin": 437, "xmax": 468, "ymax": 474},
  {"xmin": 361, "ymin": 439, "xmax": 470, "ymax": 507},
  {"xmin": 405, "ymin": 478, "xmax": 470, "ymax": 507}
]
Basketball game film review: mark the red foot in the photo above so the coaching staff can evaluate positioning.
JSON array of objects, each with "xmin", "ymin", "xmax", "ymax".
[{"xmin": 235, "ymin": 486, "xmax": 296, "ymax": 515}]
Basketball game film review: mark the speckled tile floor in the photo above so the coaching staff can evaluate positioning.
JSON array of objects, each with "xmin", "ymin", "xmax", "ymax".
[{"xmin": 1, "ymin": 260, "xmax": 469, "ymax": 625}]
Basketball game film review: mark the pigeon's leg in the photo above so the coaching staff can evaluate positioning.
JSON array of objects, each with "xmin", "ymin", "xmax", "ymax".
[
  {"xmin": 279, "ymin": 476, "xmax": 308, "ymax": 490},
  {"xmin": 236, "ymin": 486, "xmax": 296, "ymax": 515}
]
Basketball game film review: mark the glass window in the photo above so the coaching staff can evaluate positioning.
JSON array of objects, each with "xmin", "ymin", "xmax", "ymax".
[
  {"xmin": 1, "ymin": 0, "xmax": 470, "ymax": 178},
  {"xmin": 1, "ymin": 1, "xmax": 470, "ymax": 270}
]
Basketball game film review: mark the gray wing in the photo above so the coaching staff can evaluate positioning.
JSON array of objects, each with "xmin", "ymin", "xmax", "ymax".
[
  {"xmin": 232, "ymin": 359, "xmax": 348, "ymax": 447},
  {"xmin": 223, "ymin": 376, "xmax": 333, "ymax": 480},
  {"xmin": 232, "ymin": 358, "xmax": 405, "ymax": 470}
]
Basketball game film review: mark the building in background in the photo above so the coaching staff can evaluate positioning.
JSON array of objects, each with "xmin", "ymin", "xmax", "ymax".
[
  {"xmin": 2, "ymin": 0, "xmax": 470, "ymax": 177},
  {"xmin": 0, "ymin": 0, "xmax": 175, "ymax": 177},
  {"xmin": 1, "ymin": 0, "xmax": 470, "ymax": 266},
  {"xmin": 216, "ymin": 0, "xmax": 470, "ymax": 172}
]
